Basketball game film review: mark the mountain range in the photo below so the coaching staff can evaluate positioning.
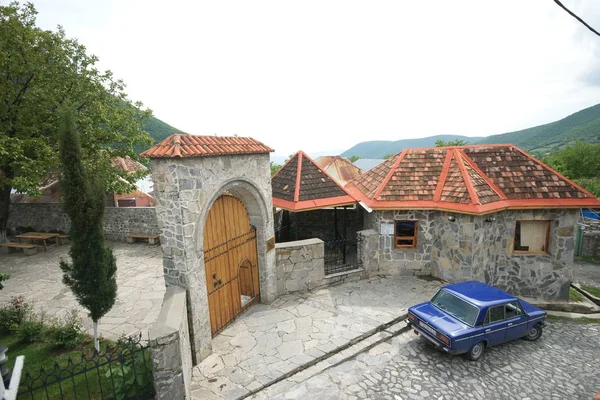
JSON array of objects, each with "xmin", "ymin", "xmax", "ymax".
[
  {"xmin": 340, "ymin": 103, "xmax": 600, "ymax": 159},
  {"xmin": 145, "ymin": 102, "xmax": 600, "ymax": 159}
]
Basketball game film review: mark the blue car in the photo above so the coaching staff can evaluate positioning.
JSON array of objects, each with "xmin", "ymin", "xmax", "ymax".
[{"xmin": 406, "ymin": 281, "xmax": 547, "ymax": 361}]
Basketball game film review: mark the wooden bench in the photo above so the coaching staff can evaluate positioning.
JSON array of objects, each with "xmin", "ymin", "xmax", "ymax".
[
  {"xmin": 127, "ymin": 234, "xmax": 160, "ymax": 245},
  {"xmin": 56, "ymin": 234, "xmax": 70, "ymax": 245},
  {"xmin": 0, "ymin": 242, "xmax": 38, "ymax": 255}
]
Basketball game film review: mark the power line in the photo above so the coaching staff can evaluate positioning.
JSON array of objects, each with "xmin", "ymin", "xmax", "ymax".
[{"xmin": 553, "ymin": 0, "xmax": 600, "ymax": 37}]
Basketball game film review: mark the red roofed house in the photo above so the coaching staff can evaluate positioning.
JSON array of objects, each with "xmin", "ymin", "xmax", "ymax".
[{"xmin": 345, "ymin": 144, "xmax": 600, "ymax": 300}]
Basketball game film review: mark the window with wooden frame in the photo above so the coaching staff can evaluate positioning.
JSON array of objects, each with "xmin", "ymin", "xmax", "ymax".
[
  {"xmin": 394, "ymin": 220, "xmax": 418, "ymax": 249},
  {"xmin": 513, "ymin": 220, "xmax": 551, "ymax": 254}
]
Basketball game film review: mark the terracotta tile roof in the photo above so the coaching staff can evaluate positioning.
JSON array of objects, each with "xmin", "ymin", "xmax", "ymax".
[
  {"xmin": 111, "ymin": 157, "xmax": 147, "ymax": 172},
  {"xmin": 345, "ymin": 144, "xmax": 600, "ymax": 214},
  {"xmin": 314, "ymin": 156, "xmax": 363, "ymax": 186},
  {"xmin": 140, "ymin": 134, "xmax": 274, "ymax": 158},
  {"xmin": 272, "ymin": 151, "xmax": 357, "ymax": 211}
]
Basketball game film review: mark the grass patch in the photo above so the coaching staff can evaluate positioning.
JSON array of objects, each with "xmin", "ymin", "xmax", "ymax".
[
  {"xmin": 4, "ymin": 333, "xmax": 110, "ymax": 399},
  {"xmin": 547, "ymin": 315, "xmax": 600, "ymax": 324},
  {"xmin": 569, "ymin": 287, "xmax": 584, "ymax": 302},
  {"xmin": 582, "ymin": 285, "xmax": 600, "ymax": 298}
]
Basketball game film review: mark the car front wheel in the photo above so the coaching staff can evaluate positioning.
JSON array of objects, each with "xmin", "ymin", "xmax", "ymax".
[
  {"xmin": 524, "ymin": 324, "xmax": 542, "ymax": 341},
  {"xmin": 467, "ymin": 342, "xmax": 485, "ymax": 361}
]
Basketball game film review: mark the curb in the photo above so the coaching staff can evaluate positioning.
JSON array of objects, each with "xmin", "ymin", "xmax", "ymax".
[{"xmin": 238, "ymin": 313, "xmax": 409, "ymax": 400}]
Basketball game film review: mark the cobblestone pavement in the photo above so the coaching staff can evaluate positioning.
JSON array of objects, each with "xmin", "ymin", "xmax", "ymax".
[
  {"xmin": 264, "ymin": 321, "xmax": 600, "ymax": 400},
  {"xmin": 572, "ymin": 261, "xmax": 600, "ymax": 288},
  {"xmin": 191, "ymin": 276, "xmax": 443, "ymax": 400},
  {"xmin": 0, "ymin": 242, "xmax": 164, "ymax": 339}
]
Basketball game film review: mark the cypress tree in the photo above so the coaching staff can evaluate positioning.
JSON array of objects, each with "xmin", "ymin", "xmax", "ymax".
[{"xmin": 58, "ymin": 111, "xmax": 117, "ymax": 351}]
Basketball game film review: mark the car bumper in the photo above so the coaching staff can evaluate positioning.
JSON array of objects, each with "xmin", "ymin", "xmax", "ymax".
[{"xmin": 405, "ymin": 320, "xmax": 459, "ymax": 355}]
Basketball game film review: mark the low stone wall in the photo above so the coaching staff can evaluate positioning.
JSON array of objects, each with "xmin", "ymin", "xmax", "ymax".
[
  {"xmin": 149, "ymin": 286, "xmax": 193, "ymax": 400},
  {"xmin": 582, "ymin": 231, "xmax": 600, "ymax": 257},
  {"xmin": 276, "ymin": 238, "xmax": 324, "ymax": 295},
  {"xmin": 7, "ymin": 203, "xmax": 159, "ymax": 241}
]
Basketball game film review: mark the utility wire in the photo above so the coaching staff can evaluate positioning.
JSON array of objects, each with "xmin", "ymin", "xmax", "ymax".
[{"xmin": 553, "ymin": 0, "xmax": 600, "ymax": 37}]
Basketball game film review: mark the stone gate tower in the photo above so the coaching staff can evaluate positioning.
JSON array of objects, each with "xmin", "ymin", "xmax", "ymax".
[{"xmin": 142, "ymin": 134, "xmax": 277, "ymax": 362}]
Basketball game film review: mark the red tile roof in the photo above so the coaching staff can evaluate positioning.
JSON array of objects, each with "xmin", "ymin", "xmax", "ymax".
[
  {"xmin": 346, "ymin": 144, "xmax": 600, "ymax": 214},
  {"xmin": 272, "ymin": 151, "xmax": 357, "ymax": 211},
  {"xmin": 140, "ymin": 134, "xmax": 274, "ymax": 158}
]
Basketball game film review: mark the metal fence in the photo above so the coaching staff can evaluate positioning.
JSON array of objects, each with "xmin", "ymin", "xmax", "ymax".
[
  {"xmin": 324, "ymin": 235, "xmax": 362, "ymax": 276},
  {"xmin": 18, "ymin": 333, "xmax": 153, "ymax": 400}
]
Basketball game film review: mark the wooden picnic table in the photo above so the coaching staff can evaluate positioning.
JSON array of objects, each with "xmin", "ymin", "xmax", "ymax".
[{"xmin": 15, "ymin": 232, "xmax": 60, "ymax": 251}]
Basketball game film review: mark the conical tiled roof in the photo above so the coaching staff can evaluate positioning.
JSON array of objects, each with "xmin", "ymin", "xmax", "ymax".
[
  {"xmin": 345, "ymin": 144, "xmax": 600, "ymax": 214},
  {"xmin": 141, "ymin": 134, "xmax": 274, "ymax": 158},
  {"xmin": 272, "ymin": 151, "xmax": 357, "ymax": 211}
]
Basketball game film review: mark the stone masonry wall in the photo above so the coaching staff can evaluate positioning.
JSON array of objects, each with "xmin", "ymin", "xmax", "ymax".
[
  {"xmin": 582, "ymin": 231, "xmax": 600, "ymax": 257},
  {"xmin": 149, "ymin": 286, "xmax": 193, "ymax": 400},
  {"xmin": 150, "ymin": 153, "xmax": 277, "ymax": 362},
  {"xmin": 276, "ymin": 238, "xmax": 324, "ymax": 295},
  {"xmin": 362, "ymin": 210, "xmax": 435, "ymax": 276},
  {"xmin": 7, "ymin": 203, "xmax": 159, "ymax": 241},
  {"xmin": 361, "ymin": 208, "xmax": 578, "ymax": 300}
]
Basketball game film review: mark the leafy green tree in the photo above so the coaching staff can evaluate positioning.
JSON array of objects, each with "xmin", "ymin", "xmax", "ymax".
[
  {"xmin": 59, "ymin": 111, "xmax": 117, "ymax": 351},
  {"xmin": 543, "ymin": 141, "xmax": 600, "ymax": 197},
  {"xmin": 435, "ymin": 139, "xmax": 469, "ymax": 147},
  {"xmin": 348, "ymin": 155, "xmax": 360, "ymax": 162},
  {"xmin": 0, "ymin": 273, "xmax": 9, "ymax": 290},
  {"xmin": 270, "ymin": 162, "xmax": 282, "ymax": 176},
  {"xmin": 0, "ymin": 3, "xmax": 152, "ymax": 243}
]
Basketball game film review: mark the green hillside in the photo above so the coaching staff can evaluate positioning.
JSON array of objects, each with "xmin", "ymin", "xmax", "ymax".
[
  {"xmin": 142, "ymin": 116, "xmax": 185, "ymax": 146},
  {"xmin": 341, "ymin": 135, "xmax": 483, "ymax": 158},
  {"xmin": 477, "ymin": 103, "xmax": 600, "ymax": 155}
]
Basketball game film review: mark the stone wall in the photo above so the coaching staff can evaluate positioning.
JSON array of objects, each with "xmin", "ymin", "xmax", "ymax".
[
  {"xmin": 361, "ymin": 208, "xmax": 578, "ymax": 299},
  {"xmin": 149, "ymin": 286, "xmax": 193, "ymax": 400},
  {"xmin": 7, "ymin": 203, "xmax": 159, "ymax": 241},
  {"xmin": 582, "ymin": 230, "xmax": 600, "ymax": 257},
  {"xmin": 150, "ymin": 153, "xmax": 277, "ymax": 362},
  {"xmin": 276, "ymin": 238, "xmax": 324, "ymax": 294}
]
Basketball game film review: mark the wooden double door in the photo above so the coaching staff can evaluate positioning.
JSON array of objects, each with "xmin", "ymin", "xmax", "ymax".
[{"xmin": 203, "ymin": 194, "xmax": 260, "ymax": 336}]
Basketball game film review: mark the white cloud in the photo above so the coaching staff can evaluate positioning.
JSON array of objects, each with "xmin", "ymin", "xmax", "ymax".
[{"xmin": 27, "ymin": 0, "xmax": 600, "ymax": 155}]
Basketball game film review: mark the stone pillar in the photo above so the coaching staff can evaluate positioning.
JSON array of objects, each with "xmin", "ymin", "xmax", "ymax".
[{"xmin": 149, "ymin": 287, "xmax": 193, "ymax": 400}]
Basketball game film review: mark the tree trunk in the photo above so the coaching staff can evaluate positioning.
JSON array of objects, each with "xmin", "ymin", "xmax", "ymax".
[
  {"xmin": 93, "ymin": 321, "xmax": 99, "ymax": 352},
  {"xmin": 0, "ymin": 185, "xmax": 11, "ymax": 244}
]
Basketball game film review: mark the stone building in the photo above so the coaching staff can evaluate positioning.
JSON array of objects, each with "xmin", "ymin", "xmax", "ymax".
[{"xmin": 345, "ymin": 144, "xmax": 600, "ymax": 300}]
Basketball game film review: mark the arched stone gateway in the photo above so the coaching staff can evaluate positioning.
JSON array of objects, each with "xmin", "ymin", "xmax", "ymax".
[{"xmin": 142, "ymin": 134, "xmax": 277, "ymax": 363}]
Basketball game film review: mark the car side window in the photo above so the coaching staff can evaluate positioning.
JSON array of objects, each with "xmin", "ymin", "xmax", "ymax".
[
  {"xmin": 505, "ymin": 301, "xmax": 523, "ymax": 319},
  {"xmin": 485, "ymin": 305, "xmax": 505, "ymax": 324}
]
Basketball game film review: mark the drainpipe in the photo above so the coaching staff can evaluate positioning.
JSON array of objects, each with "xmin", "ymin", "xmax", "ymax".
[{"xmin": 575, "ymin": 225, "xmax": 584, "ymax": 257}]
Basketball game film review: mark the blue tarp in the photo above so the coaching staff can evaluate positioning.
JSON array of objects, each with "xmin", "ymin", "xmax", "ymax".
[{"xmin": 582, "ymin": 209, "xmax": 600, "ymax": 220}]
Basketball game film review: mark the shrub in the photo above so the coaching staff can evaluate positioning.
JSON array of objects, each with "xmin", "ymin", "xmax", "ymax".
[
  {"xmin": 50, "ymin": 309, "xmax": 84, "ymax": 349},
  {"xmin": 18, "ymin": 320, "xmax": 44, "ymax": 343},
  {"xmin": 0, "ymin": 296, "xmax": 34, "ymax": 333},
  {"xmin": 103, "ymin": 337, "xmax": 154, "ymax": 400}
]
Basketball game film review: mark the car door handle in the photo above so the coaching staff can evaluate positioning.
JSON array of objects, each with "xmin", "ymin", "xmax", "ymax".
[
  {"xmin": 485, "ymin": 329, "xmax": 491, "ymax": 332},
  {"xmin": 508, "ymin": 323, "xmax": 513, "ymax": 326}
]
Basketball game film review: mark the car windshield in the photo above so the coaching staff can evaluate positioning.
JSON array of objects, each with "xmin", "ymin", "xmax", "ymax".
[{"xmin": 431, "ymin": 289, "xmax": 479, "ymax": 326}]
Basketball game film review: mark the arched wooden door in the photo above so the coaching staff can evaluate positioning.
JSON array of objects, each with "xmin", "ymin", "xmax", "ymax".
[{"xmin": 203, "ymin": 194, "xmax": 260, "ymax": 336}]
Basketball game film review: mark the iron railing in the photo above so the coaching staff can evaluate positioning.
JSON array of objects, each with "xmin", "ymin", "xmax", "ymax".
[
  {"xmin": 18, "ymin": 333, "xmax": 153, "ymax": 400},
  {"xmin": 324, "ymin": 235, "xmax": 362, "ymax": 276}
]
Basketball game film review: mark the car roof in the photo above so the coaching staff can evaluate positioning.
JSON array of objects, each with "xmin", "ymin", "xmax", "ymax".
[{"xmin": 441, "ymin": 281, "xmax": 517, "ymax": 308}]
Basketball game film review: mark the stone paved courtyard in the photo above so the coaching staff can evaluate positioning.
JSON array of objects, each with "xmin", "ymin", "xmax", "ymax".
[
  {"xmin": 191, "ymin": 275, "xmax": 443, "ymax": 399},
  {"xmin": 572, "ymin": 260, "xmax": 600, "ymax": 288},
  {"xmin": 0, "ymin": 241, "xmax": 164, "ymax": 339},
  {"xmin": 259, "ymin": 320, "xmax": 600, "ymax": 400}
]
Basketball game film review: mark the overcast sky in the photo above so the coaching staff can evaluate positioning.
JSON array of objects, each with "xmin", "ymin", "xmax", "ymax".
[{"xmin": 23, "ymin": 0, "xmax": 600, "ymax": 157}]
